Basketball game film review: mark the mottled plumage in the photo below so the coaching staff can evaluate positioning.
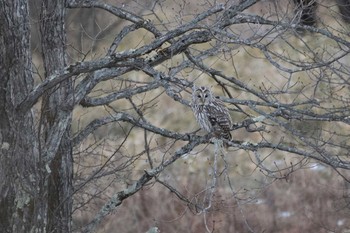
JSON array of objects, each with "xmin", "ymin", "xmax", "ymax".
[{"xmin": 191, "ymin": 86, "xmax": 232, "ymax": 141}]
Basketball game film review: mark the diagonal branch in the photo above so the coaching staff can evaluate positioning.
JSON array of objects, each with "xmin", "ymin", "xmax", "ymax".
[
  {"xmin": 80, "ymin": 81, "xmax": 161, "ymax": 107},
  {"xmin": 81, "ymin": 139, "xmax": 202, "ymax": 233},
  {"xmin": 71, "ymin": 112, "xmax": 197, "ymax": 146}
]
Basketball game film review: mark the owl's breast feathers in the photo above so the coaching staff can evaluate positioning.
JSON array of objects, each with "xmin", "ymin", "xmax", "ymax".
[{"xmin": 193, "ymin": 105, "xmax": 212, "ymax": 132}]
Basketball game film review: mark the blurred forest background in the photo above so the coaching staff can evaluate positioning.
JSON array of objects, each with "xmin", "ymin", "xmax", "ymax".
[{"xmin": 8, "ymin": 0, "xmax": 350, "ymax": 232}]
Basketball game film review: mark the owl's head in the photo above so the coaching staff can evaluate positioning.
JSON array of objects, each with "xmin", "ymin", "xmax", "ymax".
[{"xmin": 192, "ymin": 86, "xmax": 213, "ymax": 105}]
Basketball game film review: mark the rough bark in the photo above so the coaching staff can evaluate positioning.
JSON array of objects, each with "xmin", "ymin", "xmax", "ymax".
[
  {"xmin": 0, "ymin": 0, "xmax": 39, "ymax": 232},
  {"xmin": 39, "ymin": 0, "xmax": 73, "ymax": 232},
  {"xmin": 0, "ymin": 0, "xmax": 73, "ymax": 232}
]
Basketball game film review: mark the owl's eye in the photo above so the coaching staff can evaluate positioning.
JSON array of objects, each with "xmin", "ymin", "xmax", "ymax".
[
  {"xmin": 197, "ymin": 94, "xmax": 201, "ymax": 98},
  {"xmin": 204, "ymin": 94, "xmax": 208, "ymax": 98}
]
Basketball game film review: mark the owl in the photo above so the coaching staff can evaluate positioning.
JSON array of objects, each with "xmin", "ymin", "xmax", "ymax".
[{"xmin": 191, "ymin": 86, "xmax": 233, "ymax": 141}]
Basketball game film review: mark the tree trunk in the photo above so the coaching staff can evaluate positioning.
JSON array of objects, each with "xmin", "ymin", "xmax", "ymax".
[
  {"xmin": 40, "ymin": 0, "xmax": 73, "ymax": 232},
  {"xmin": 0, "ymin": 0, "xmax": 40, "ymax": 232},
  {"xmin": 0, "ymin": 0, "xmax": 73, "ymax": 232}
]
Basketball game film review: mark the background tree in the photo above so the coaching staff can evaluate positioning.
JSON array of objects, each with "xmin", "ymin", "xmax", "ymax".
[{"xmin": 2, "ymin": 0, "xmax": 350, "ymax": 232}]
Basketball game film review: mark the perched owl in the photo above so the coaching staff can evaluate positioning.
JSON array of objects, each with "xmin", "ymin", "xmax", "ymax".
[{"xmin": 191, "ymin": 86, "xmax": 233, "ymax": 141}]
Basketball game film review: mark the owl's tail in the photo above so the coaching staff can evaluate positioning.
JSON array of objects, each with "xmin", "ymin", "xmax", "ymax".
[
  {"xmin": 222, "ymin": 132, "xmax": 232, "ymax": 141},
  {"xmin": 221, "ymin": 132, "xmax": 232, "ymax": 149}
]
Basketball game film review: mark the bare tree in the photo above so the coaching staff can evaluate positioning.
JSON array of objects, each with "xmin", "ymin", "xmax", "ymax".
[{"xmin": 1, "ymin": 0, "xmax": 350, "ymax": 232}]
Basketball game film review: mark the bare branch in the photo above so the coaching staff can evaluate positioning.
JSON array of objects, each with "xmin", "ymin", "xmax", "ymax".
[{"xmin": 82, "ymin": 139, "xmax": 202, "ymax": 233}]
